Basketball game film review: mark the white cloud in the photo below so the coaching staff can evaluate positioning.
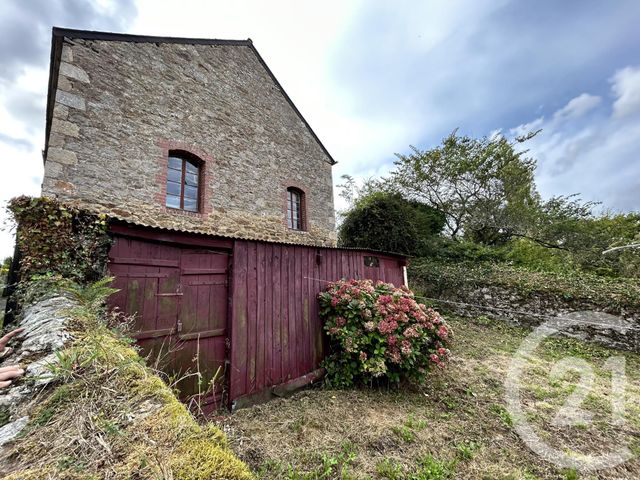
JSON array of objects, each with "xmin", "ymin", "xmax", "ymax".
[
  {"xmin": 610, "ymin": 66, "xmax": 640, "ymax": 118},
  {"xmin": 0, "ymin": 67, "xmax": 48, "ymax": 258},
  {"xmin": 509, "ymin": 116, "xmax": 544, "ymax": 139},
  {"xmin": 0, "ymin": 0, "xmax": 137, "ymax": 258},
  {"xmin": 508, "ymin": 65, "xmax": 640, "ymax": 212},
  {"xmin": 553, "ymin": 93, "xmax": 601, "ymax": 120}
]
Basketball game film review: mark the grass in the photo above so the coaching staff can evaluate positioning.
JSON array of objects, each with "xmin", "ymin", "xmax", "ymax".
[
  {"xmin": 216, "ymin": 316, "xmax": 640, "ymax": 479},
  {"xmin": 1, "ymin": 279, "xmax": 253, "ymax": 479}
]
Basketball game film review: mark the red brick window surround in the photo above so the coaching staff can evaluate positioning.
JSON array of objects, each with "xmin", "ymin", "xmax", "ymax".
[
  {"xmin": 165, "ymin": 150, "xmax": 203, "ymax": 213},
  {"xmin": 286, "ymin": 186, "xmax": 306, "ymax": 231},
  {"xmin": 155, "ymin": 140, "xmax": 213, "ymax": 217}
]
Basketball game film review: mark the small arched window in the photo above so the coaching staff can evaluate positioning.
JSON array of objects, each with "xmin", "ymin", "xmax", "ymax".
[
  {"xmin": 166, "ymin": 151, "xmax": 201, "ymax": 212},
  {"xmin": 286, "ymin": 187, "xmax": 305, "ymax": 230}
]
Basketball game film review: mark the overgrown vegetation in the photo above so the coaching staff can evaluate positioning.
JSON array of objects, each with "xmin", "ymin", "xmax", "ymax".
[
  {"xmin": 218, "ymin": 316, "xmax": 640, "ymax": 479},
  {"xmin": 392, "ymin": 130, "xmax": 539, "ymax": 241},
  {"xmin": 0, "ymin": 256, "xmax": 11, "ymax": 277},
  {"xmin": 409, "ymin": 258, "xmax": 640, "ymax": 312},
  {"xmin": 337, "ymin": 192, "xmax": 445, "ymax": 255},
  {"xmin": 3, "ymin": 278, "xmax": 253, "ymax": 479},
  {"xmin": 337, "ymin": 131, "xmax": 640, "ymax": 278},
  {"xmin": 6, "ymin": 196, "xmax": 111, "ymax": 283},
  {"xmin": 319, "ymin": 280, "xmax": 451, "ymax": 387}
]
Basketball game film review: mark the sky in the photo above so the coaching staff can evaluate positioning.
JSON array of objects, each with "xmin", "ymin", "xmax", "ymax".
[{"xmin": 1, "ymin": 0, "xmax": 639, "ymax": 258}]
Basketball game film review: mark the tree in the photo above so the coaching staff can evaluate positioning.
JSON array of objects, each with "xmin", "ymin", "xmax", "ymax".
[
  {"xmin": 532, "ymin": 201, "xmax": 640, "ymax": 275},
  {"xmin": 392, "ymin": 131, "xmax": 539, "ymax": 240},
  {"xmin": 338, "ymin": 192, "xmax": 445, "ymax": 255},
  {"xmin": 1, "ymin": 256, "xmax": 11, "ymax": 276}
]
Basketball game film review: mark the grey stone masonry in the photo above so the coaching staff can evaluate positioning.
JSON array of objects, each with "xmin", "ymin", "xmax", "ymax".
[
  {"xmin": 42, "ymin": 37, "xmax": 337, "ymax": 246},
  {"xmin": 0, "ymin": 295, "xmax": 75, "ymax": 448}
]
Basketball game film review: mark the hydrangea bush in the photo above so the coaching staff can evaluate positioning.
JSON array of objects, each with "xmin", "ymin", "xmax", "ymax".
[{"xmin": 319, "ymin": 279, "xmax": 452, "ymax": 387}]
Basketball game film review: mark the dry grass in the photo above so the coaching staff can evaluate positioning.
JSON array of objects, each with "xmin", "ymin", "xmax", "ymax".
[
  {"xmin": 1, "ymin": 285, "xmax": 253, "ymax": 480},
  {"xmin": 216, "ymin": 317, "xmax": 640, "ymax": 479}
]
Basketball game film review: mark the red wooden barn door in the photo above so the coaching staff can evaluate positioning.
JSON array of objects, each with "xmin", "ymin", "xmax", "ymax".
[
  {"xmin": 108, "ymin": 237, "xmax": 182, "ymax": 373},
  {"xmin": 108, "ymin": 236, "xmax": 230, "ymax": 408},
  {"xmin": 173, "ymin": 248, "xmax": 229, "ymax": 406}
]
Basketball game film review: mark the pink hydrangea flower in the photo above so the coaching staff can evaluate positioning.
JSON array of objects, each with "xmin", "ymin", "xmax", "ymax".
[
  {"xmin": 378, "ymin": 319, "xmax": 398, "ymax": 335},
  {"xmin": 344, "ymin": 337, "xmax": 354, "ymax": 352},
  {"xmin": 378, "ymin": 294, "xmax": 393, "ymax": 305},
  {"xmin": 437, "ymin": 325, "xmax": 449, "ymax": 340},
  {"xmin": 387, "ymin": 348, "xmax": 401, "ymax": 363},
  {"xmin": 403, "ymin": 326, "xmax": 420, "ymax": 338}
]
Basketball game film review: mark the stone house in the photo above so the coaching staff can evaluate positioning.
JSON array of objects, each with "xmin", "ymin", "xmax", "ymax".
[
  {"xmin": 43, "ymin": 28, "xmax": 336, "ymax": 246},
  {"xmin": 41, "ymin": 27, "xmax": 406, "ymax": 408}
]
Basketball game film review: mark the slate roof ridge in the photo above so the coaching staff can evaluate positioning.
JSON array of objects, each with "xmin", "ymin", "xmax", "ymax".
[{"xmin": 52, "ymin": 26, "xmax": 251, "ymax": 46}]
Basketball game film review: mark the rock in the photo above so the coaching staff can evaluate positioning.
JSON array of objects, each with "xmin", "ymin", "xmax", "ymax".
[
  {"xmin": 0, "ymin": 416, "xmax": 29, "ymax": 446},
  {"xmin": 55, "ymin": 90, "xmax": 86, "ymax": 111},
  {"xmin": 0, "ymin": 295, "xmax": 75, "ymax": 438},
  {"xmin": 26, "ymin": 353, "xmax": 58, "ymax": 388},
  {"xmin": 18, "ymin": 296, "xmax": 74, "ymax": 353}
]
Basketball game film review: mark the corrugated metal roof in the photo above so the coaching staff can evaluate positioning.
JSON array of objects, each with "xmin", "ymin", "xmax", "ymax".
[{"xmin": 109, "ymin": 216, "xmax": 408, "ymax": 259}]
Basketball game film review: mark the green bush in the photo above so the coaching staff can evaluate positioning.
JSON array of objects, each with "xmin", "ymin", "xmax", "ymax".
[
  {"xmin": 338, "ymin": 192, "xmax": 445, "ymax": 255},
  {"xmin": 0, "ymin": 257, "xmax": 11, "ymax": 277},
  {"xmin": 501, "ymin": 238, "xmax": 573, "ymax": 273},
  {"xmin": 421, "ymin": 237, "xmax": 506, "ymax": 263},
  {"xmin": 319, "ymin": 279, "xmax": 452, "ymax": 387},
  {"xmin": 7, "ymin": 196, "xmax": 111, "ymax": 283}
]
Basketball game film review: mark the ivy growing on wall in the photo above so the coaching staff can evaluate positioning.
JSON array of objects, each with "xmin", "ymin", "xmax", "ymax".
[{"xmin": 7, "ymin": 196, "xmax": 112, "ymax": 283}]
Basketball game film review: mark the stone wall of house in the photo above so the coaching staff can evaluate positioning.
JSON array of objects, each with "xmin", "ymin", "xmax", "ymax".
[{"xmin": 42, "ymin": 37, "xmax": 337, "ymax": 246}]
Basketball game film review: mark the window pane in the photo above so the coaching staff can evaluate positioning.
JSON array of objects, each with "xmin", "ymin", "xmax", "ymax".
[
  {"xmin": 185, "ymin": 172, "xmax": 198, "ymax": 186},
  {"xmin": 287, "ymin": 188, "xmax": 304, "ymax": 230},
  {"xmin": 167, "ymin": 181, "xmax": 181, "ymax": 196},
  {"xmin": 364, "ymin": 256, "xmax": 380, "ymax": 267},
  {"xmin": 184, "ymin": 185, "xmax": 198, "ymax": 199},
  {"xmin": 167, "ymin": 168, "xmax": 182, "ymax": 183},
  {"xmin": 184, "ymin": 197, "xmax": 198, "ymax": 212},
  {"xmin": 186, "ymin": 160, "xmax": 198, "ymax": 174},
  {"xmin": 166, "ymin": 194, "xmax": 180, "ymax": 209},
  {"xmin": 168, "ymin": 156, "xmax": 182, "ymax": 170}
]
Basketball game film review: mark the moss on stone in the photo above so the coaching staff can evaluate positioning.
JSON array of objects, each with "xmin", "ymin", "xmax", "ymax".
[{"xmin": 171, "ymin": 438, "xmax": 253, "ymax": 480}]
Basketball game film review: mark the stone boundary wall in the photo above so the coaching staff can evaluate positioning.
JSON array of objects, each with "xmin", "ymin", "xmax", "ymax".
[
  {"xmin": 424, "ymin": 285, "xmax": 640, "ymax": 352},
  {"xmin": 0, "ymin": 294, "xmax": 74, "ymax": 446}
]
